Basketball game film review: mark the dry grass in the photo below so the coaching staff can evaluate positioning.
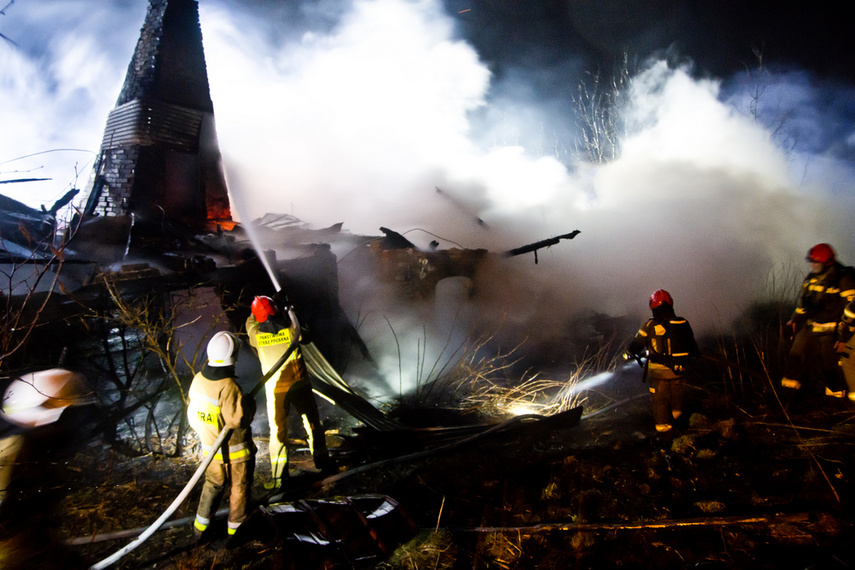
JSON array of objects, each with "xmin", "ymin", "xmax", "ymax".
[
  {"xmin": 396, "ymin": 327, "xmax": 622, "ymax": 422},
  {"xmin": 378, "ymin": 529, "xmax": 458, "ymax": 570}
]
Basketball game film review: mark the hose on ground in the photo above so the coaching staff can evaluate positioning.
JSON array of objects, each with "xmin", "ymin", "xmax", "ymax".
[{"xmin": 89, "ymin": 338, "xmax": 300, "ymax": 569}]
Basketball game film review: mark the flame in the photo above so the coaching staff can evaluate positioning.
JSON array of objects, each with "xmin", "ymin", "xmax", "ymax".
[{"xmin": 506, "ymin": 403, "xmax": 541, "ymax": 416}]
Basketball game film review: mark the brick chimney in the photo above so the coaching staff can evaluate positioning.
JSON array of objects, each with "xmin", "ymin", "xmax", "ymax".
[{"xmin": 79, "ymin": 0, "xmax": 233, "ymax": 233}]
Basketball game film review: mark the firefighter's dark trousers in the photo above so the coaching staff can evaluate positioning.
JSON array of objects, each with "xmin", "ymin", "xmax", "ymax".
[
  {"xmin": 195, "ymin": 456, "xmax": 255, "ymax": 535},
  {"xmin": 784, "ymin": 329, "xmax": 845, "ymax": 392},
  {"xmin": 267, "ymin": 379, "xmax": 329, "ymax": 484},
  {"xmin": 649, "ymin": 372, "xmax": 684, "ymax": 433}
]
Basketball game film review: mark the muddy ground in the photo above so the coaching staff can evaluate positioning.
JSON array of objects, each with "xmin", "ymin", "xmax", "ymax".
[{"xmin": 2, "ymin": 359, "xmax": 855, "ymax": 569}]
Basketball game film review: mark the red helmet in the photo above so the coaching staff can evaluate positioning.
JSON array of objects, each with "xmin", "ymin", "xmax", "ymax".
[
  {"xmin": 251, "ymin": 296, "xmax": 277, "ymax": 323},
  {"xmin": 806, "ymin": 243, "xmax": 836, "ymax": 266},
  {"xmin": 649, "ymin": 289, "xmax": 673, "ymax": 309}
]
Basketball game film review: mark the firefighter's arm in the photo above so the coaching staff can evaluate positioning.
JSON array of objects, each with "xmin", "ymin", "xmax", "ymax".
[
  {"xmin": 286, "ymin": 306, "xmax": 301, "ymax": 343},
  {"xmin": 220, "ymin": 382, "xmax": 247, "ymax": 430},
  {"xmin": 788, "ymin": 282, "xmax": 810, "ymax": 331},
  {"xmin": 270, "ymin": 291, "xmax": 300, "ymax": 338},
  {"xmin": 839, "ymin": 272, "xmax": 855, "ymax": 305},
  {"xmin": 687, "ymin": 323, "xmax": 701, "ymax": 358},
  {"xmin": 245, "ymin": 316, "xmax": 262, "ymax": 358},
  {"xmin": 241, "ymin": 393, "xmax": 257, "ymax": 424},
  {"xmin": 623, "ymin": 322, "xmax": 650, "ymax": 361},
  {"xmin": 245, "ymin": 315, "xmax": 259, "ymax": 348}
]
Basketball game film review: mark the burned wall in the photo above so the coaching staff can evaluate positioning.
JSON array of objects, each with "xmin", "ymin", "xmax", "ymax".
[{"xmin": 79, "ymin": 0, "xmax": 231, "ymax": 233}]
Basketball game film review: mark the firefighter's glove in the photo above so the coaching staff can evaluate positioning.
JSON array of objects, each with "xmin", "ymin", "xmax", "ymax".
[
  {"xmin": 279, "ymin": 310, "xmax": 292, "ymax": 329},
  {"xmin": 300, "ymin": 325, "xmax": 313, "ymax": 345},
  {"xmin": 272, "ymin": 289, "xmax": 291, "ymax": 308},
  {"xmin": 785, "ymin": 320, "xmax": 797, "ymax": 339}
]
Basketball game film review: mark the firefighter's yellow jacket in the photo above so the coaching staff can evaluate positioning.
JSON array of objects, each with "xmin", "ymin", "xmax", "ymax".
[
  {"xmin": 791, "ymin": 262, "xmax": 855, "ymax": 332},
  {"xmin": 187, "ymin": 366, "xmax": 254, "ymax": 463},
  {"xmin": 246, "ymin": 310, "xmax": 306, "ymax": 394}
]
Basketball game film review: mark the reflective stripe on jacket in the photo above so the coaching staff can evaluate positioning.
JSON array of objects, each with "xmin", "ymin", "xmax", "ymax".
[
  {"xmin": 627, "ymin": 313, "xmax": 699, "ymax": 373},
  {"xmin": 792, "ymin": 263, "xmax": 855, "ymax": 330}
]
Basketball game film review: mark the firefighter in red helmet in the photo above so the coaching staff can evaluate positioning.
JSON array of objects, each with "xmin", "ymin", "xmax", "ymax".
[
  {"xmin": 246, "ymin": 294, "xmax": 330, "ymax": 491},
  {"xmin": 624, "ymin": 290, "xmax": 700, "ymax": 435},
  {"xmin": 781, "ymin": 244, "xmax": 855, "ymax": 398}
]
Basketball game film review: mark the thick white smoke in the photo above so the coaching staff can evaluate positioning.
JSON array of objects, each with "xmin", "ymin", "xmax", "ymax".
[
  {"xmin": 2, "ymin": 0, "xmax": 854, "ymax": 394},
  {"xmin": 202, "ymin": 0, "xmax": 491, "ymax": 232}
]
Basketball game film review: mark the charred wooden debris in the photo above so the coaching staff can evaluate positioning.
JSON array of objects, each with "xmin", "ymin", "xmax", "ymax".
[{"xmin": 368, "ymin": 225, "xmax": 581, "ymax": 298}]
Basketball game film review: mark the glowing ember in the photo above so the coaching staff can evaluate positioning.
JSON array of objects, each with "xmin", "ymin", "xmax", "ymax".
[{"xmin": 505, "ymin": 403, "xmax": 541, "ymax": 417}]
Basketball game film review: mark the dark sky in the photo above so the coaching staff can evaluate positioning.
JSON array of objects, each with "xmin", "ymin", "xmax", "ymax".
[
  {"xmin": 444, "ymin": 0, "xmax": 854, "ymax": 84},
  {"xmin": 214, "ymin": 0, "xmax": 855, "ymax": 85}
]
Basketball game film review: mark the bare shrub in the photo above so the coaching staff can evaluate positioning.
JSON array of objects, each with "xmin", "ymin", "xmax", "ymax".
[
  {"xmin": 713, "ymin": 262, "xmax": 801, "ymax": 397},
  {"xmin": 572, "ymin": 53, "xmax": 632, "ymax": 164},
  {"xmin": 87, "ymin": 279, "xmax": 228, "ymax": 457}
]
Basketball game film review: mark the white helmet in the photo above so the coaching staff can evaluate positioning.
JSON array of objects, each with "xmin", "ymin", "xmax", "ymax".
[
  {"xmin": 0, "ymin": 369, "xmax": 95, "ymax": 429},
  {"xmin": 207, "ymin": 331, "xmax": 238, "ymax": 367}
]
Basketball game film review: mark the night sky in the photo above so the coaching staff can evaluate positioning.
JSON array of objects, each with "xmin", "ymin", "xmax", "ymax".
[{"xmin": 445, "ymin": 1, "xmax": 855, "ymax": 81}]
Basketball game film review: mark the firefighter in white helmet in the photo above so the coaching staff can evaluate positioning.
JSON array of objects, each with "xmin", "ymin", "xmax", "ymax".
[
  {"xmin": 0, "ymin": 369, "xmax": 95, "ymax": 512},
  {"xmin": 187, "ymin": 331, "xmax": 256, "ymax": 541}
]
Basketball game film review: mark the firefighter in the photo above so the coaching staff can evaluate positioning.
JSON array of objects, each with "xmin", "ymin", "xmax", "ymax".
[
  {"xmin": 624, "ymin": 290, "xmax": 701, "ymax": 434},
  {"xmin": 246, "ymin": 294, "xmax": 330, "ymax": 491},
  {"xmin": 781, "ymin": 244, "xmax": 855, "ymax": 398},
  {"xmin": 836, "ymin": 294, "xmax": 855, "ymax": 402},
  {"xmin": 0, "ymin": 369, "xmax": 96, "ymax": 513},
  {"xmin": 0, "ymin": 369, "xmax": 96, "ymax": 567},
  {"xmin": 187, "ymin": 331, "xmax": 256, "ymax": 540}
]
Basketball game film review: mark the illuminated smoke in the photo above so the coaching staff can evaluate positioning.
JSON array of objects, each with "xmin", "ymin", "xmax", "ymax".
[
  {"xmin": 197, "ymin": 1, "xmax": 855, "ymax": 340},
  {"xmin": 3, "ymin": 1, "xmax": 854, "ymax": 395}
]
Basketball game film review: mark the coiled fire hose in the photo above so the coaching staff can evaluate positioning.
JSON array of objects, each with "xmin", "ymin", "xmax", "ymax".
[{"xmin": 90, "ymin": 338, "xmax": 299, "ymax": 570}]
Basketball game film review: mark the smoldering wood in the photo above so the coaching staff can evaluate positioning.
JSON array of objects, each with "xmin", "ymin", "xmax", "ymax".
[{"xmin": 503, "ymin": 230, "xmax": 581, "ymax": 261}]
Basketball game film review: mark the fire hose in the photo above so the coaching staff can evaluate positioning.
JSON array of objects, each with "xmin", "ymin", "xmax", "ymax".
[{"xmin": 90, "ymin": 337, "xmax": 300, "ymax": 570}]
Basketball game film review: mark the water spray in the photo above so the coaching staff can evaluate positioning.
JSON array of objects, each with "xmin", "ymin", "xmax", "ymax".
[
  {"xmin": 223, "ymin": 170, "xmax": 281, "ymax": 292},
  {"xmin": 558, "ymin": 370, "xmax": 617, "ymax": 400}
]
